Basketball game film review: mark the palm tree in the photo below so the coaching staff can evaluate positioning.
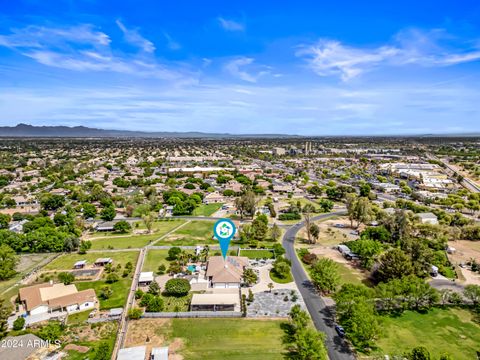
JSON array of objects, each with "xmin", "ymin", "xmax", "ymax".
[
  {"xmin": 178, "ymin": 251, "xmax": 189, "ymax": 266},
  {"xmin": 243, "ymin": 268, "xmax": 258, "ymax": 286},
  {"xmin": 200, "ymin": 245, "xmax": 210, "ymax": 263},
  {"xmin": 267, "ymin": 282, "xmax": 274, "ymax": 293}
]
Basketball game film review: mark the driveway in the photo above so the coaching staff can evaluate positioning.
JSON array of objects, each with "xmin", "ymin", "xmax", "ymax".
[{"xmin": 249, "ymin": 264, "xmax": 297, "ymax": 293}]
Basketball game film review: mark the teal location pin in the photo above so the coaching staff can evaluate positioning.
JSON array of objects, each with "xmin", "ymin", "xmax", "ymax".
[{"xmin": 213, "ymin": 218, "xmax": 236, "ymax": 260}]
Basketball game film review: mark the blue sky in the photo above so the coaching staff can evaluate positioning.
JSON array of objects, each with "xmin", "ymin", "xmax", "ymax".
[{"xmin": 1, "ymin": 0, "xmax": 480, "ymax": 135}]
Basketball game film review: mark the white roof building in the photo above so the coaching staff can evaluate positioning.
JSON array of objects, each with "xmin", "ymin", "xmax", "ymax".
[
  {"xmin": 138, "ymin": 272, "xmax": 154, "ymax": 284},
  {"xmin": 151, "ymin": 347, "xmax": 169, "ymax": 360},
  {"xmin": 117, "ymin": 346, "xmax": 146, "ymax": 360},
  {"xmin": 417, "ymin": 212, "xmax": 439, "ymax": 225}
]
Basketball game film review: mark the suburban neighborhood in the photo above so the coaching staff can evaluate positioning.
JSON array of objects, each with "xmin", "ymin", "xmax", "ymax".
[
  {"xmin": 0, "ymin": 135, "xmax": 479, "ymax": 360},
  {"xmin": 1, "ymin": 1, "xmax": 480, "ymax": 360}
]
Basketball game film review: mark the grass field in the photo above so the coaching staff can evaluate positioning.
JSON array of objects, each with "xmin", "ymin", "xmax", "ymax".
[
  {"xmin": 240, "ymin": 249, "xmax": 275, "ymax": 259},
  {"xmin": 67, "ymin": 309, "xmax": 92, "ymax": 325},
  {"xmin": 43, "ymin": 251, "xmax": 139, "ymax": 271},
  {"xmin": 0, "ymin": 253, "xmax": 56, "ymax": 295},
  {"xmin": 76, "ymin": 278, "xmax": 130, "ymax": 310},
  {"xmin": 143, "ymin": 249, "xmax": 170, "ymax": 272},
  {"xmin": 155, "ymin": 318, "xmax": 284, "ymax": 360},
  {"xmin": 191, "ymin": 203, "xmax": 223, "ymax": 216},
  {"xmin": 157, "ymin": 220, "xmax": 216, "ymax": 245},
  {"xmin": 297, "ymin": 251, "xmax": 366, "ymax": 286},
  {"xmin": 90, "ymin": 233, "xmax": 160, "ymax": 250},
  {"xmin": 334, "ymin": 260, "xmax": 366, "ymax": 286},
  {"xmin": 372, "ymin": 308, "xmax": 480, "ymax": 359},
  {"xmin": 161, "ymin": 293, "xmax": 192, "ymax": 312},
  {"xmin": 270, "ymin": 269, "xmax": 293, "ymax": 284},
  {"xmin": 133, "ymin": 219, "xmax": 185, "ymax": 232},
  {"xmin": 89, "ymin": 220, "xmax": 185, "ymax": 249}
]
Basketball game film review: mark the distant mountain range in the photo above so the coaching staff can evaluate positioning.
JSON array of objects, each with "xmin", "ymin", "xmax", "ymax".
[
  {"xmin": 0, "ymin": 124, "xmax": 478, "ymax": 138},
  {"xmin": 0, "ymin": 124, "xmax": 299, "ymax": 138}
]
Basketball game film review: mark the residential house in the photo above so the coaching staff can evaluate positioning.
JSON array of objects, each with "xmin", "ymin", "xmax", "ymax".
[
  {"xmin": 19, "ymin": 283, "xmax": 97, "ymax": 316},
  {"xmin": 205, "ymin": 256, "xmax": 249, "ymax": 288}
]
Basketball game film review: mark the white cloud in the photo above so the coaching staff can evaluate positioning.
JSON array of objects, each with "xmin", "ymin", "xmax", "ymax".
[
  {"xmin": 115, "ymin": 19, "xmax": 155, "ymax": 53},
  {"xmin": 2, "ymin": 79, "xmax": 479, "ymax": 135},
  {"xmin": 298, "ymin": 28, "xmax": 480, "ymax": 81},
  {"xmin": 0, "ymin": 24, "xmax": 110, "ymax": 49},
  {"xmin": 296, "ymin": 40, "xmax": 398, "ymax": 81},
  {"xmin": 163, "ymin": 32, "xmax": 181, "ymax": 50},
  {"xmin": 224, "ymin": 57, "xmax": 270, "ymax": 83},
  {"xmin": 0, "ymin": 23, "xmax": 193, "ymax": 82},
  {"xmin": 218, "ymin": 17, "xmax": 244, "ymax": 32}
]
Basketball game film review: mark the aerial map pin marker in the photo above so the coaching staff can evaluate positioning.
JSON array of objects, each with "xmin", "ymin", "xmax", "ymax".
[{"xmin": 213, "ymin": 218, "xmax": 236, "ymax": 260}]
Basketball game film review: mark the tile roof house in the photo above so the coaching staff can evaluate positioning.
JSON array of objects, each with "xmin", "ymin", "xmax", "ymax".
[
  {"xmin": 205, "ymin": 256, "xmax": 249, "ymax": 288},
  {"xmin": 19, "ymin": 282, "xmax": 97, "ymax": 316}
]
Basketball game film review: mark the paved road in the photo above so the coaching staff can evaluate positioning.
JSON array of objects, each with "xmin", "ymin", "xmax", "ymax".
[
  {"xmin": 283, "ymin": 211, "xmax": 356, "ymax": 360},
  {"xmin": 427, "ymin": 154, "xmax": 480, "ymax": 193},
  {"xmin": 429, "ymin": 278, "xmax": 466, "ymax": 294},
  {"xmin": 111, "ymin": 247, "xmax": 147, "ymax": 360}
]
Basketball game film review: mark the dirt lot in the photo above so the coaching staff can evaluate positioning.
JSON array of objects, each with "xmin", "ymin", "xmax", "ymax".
[
  {"xmin": 125, "ymin": 319, "xmax": 184, "ymax": 360},
  {"xmin": 297, "ymin": 216, "xmax": 358, "ymax": 245},
  {"xmin": 447, "ymin": 240, "xmax": 480, "ymax": 285}
]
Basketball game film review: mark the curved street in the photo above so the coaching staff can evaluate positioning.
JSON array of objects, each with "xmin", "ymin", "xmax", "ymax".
[{"xmin": 283, "ymin": 211, "xmax": 356, "ymax": 360}]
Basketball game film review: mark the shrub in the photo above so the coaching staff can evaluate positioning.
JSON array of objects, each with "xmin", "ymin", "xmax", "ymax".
[
  {"xmin": 134, "ymin": 289, "xmax": 144, "ymax": 299},
  {"xmin": 37, "ymin": 321, "xmax": 63, "ymax": 341},
  {"xmin": 58, "ymin": 272, "xmax": 75, "ymax": 285},
  {"xmin": 302, "ymin": 252, "xmax": 318, "ymax": 265},
  {"xmin": 106, "ymin": 273, "xmax": 119, "ymax": 283},
  {"xmin": 99, "ymin": 286, "xmax": 112, "ymax": 299},
  {"xmin": 128, "ymin": 307, "xmax": 143, "ymax": 319},
  {"xmin": 13, "ymin": 317, "xmax": 25, "ymax": 330},
  {"xmin": 157, "ymin": 264, "xmax": 166, "ymax": 275},
  {"xmin": 113, "ymin": 220, "xmax": 131, "ymax": 233},
  {"xmin": 164, "ymin": 278, "xmax": 191, "ymax": 297},
  {"xmin": 278, "ymin": 213, "xmax": 301, "ymax": 221}
]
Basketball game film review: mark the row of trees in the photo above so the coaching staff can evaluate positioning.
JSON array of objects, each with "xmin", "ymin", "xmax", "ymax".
[{"xmin": 282, "ymin": 305, "xmax": 328, "ymax": 359}]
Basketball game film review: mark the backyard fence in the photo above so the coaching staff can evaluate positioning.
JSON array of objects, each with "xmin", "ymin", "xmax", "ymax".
[
  {"xmin": 143, "ymin": 311, "xmax": 242, "ymax": 318},
  {"xmin": 87, "ymin": 315, "xmax": 121, "ymax": 324}
]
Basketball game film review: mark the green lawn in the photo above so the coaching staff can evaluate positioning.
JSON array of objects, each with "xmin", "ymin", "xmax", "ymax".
[
  {"xmin": 334, "ymin": 261, "xmax": 365, "ymax": 286},
  {"xmin": 143, "ymin": 249, "xmax": 170, "ymax": 272},
  {"xmin": 76, "ymin": 278, "xmax": 130, "ymax": 310},
  {"xmin": 269, "ymin": 269, "xmax": 293, "ymax": 284},
  {"xmin": 155, "ymin": 318, "xmax": 284, "ymax": 360},
  {"xmin": 161, "ymin": 293, "xmax": 192, "ymax": 312},
  {"xmin": 373, "ymin": 308, "xmax": 480, "ymax": 360},
  {"xmin": 240, "ymin": 249, "xmax": 275, "ymax": 259},
  {"xmin": 43, "ymin": 251, "xmax": 139, "ymax": 271},
  {"xmin": 133, "ymin": 219, "xmax": 185, "ymax": 232},
  {"xmin": 297, "ymin": 251, "xmax": 367, "ymax": 286},
  {"xmin": 157, "ymin": 220, "xmax": 216, "ymax": 245},
  {"xmin": 192, "ymin": 203, "xmax": 223, "ymax": 216},
  {"xmin": 89, "ymin": 233, "xmax": 159, "ymax": 250},
  {"xmin": 67, "ymin": 310, "xmax": 92, "ymax": 325}
]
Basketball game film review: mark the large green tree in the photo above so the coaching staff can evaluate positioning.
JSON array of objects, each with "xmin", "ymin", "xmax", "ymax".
[
  {"xmin": 375, "ymin": 248, "xmax": 413, "ymax": 283},
  {"xmin": 310, "ymin": 258, "xmax": 340, "ymax": 294},
  {"xmin": 0, "ymin": 244, "xmax": 17, "ymax": 280}
]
